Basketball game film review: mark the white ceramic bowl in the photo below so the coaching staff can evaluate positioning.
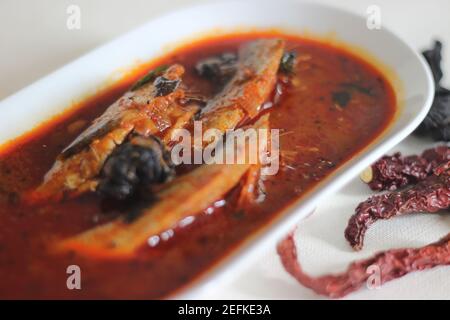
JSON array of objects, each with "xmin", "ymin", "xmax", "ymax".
[{"xmin": 0, "ymin": 0, "xmax": 434, "ymax": 298}]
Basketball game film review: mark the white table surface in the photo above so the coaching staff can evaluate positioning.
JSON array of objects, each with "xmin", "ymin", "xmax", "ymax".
[{"xmin": 1, "ymin": 0, "xmax": 450, "ymax": 299}]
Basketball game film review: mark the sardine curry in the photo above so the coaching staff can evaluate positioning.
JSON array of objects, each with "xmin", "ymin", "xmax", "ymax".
[{"xmin": 0, "ymin": 32, "xmax": 396, "ymax": 298}]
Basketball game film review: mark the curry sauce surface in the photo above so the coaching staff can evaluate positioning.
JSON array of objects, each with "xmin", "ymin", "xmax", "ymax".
[{"xmin": 0, "ymin": 33, "xmax": 395, "ymax": 298}]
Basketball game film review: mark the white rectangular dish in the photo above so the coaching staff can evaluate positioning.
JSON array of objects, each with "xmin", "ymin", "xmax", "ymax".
[{"xmin": 0, "ymin": 0, "xmax": 434, "ymax": 298}]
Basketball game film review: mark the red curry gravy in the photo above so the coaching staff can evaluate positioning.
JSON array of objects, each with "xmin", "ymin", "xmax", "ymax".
[{"xmin": 0, "ymin": 32, "xmax": 395, "ymax": 299}]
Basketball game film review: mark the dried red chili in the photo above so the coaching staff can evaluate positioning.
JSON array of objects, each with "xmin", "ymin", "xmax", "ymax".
[
  {"xmin": 277, "ymin": 231, "xmax": 450, "ymax": 298},
  {"xmin": 280, "ymin": 147, "xmax": 450, "ymax": 297},
  {"xmin": 361, "ymin": 145, "xmax": 450, "ymax": 191},
  {"xmin": 347, "ymin": 160, "xmax": 450, "ymax": 250}
]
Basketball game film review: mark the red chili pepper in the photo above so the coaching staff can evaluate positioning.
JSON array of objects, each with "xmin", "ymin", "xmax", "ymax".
[
  {"xmin": 347, "ymin": 160, "xmax": 450, "ymax": 250},
  {"xmin": 362, "ymin": 146, "xmax": 450, "ymax": 191},
  {"xmin": 277, "ymin": 231, "xmax": 450, "ymax": 298}
]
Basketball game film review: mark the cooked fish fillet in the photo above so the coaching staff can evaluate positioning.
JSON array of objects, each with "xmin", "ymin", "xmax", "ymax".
[
  {"xmin": 200, "ymin": 39, "xmax": 284, "ymax": 140},
  {"xmin": 28, "ymin": 65, "xmax": 195, "ymax": 202}
]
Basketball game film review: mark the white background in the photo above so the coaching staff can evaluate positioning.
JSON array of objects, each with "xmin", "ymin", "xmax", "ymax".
[{"xmin": 1, "ymin": 0, "xmax": 449, "ymax": 299}]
